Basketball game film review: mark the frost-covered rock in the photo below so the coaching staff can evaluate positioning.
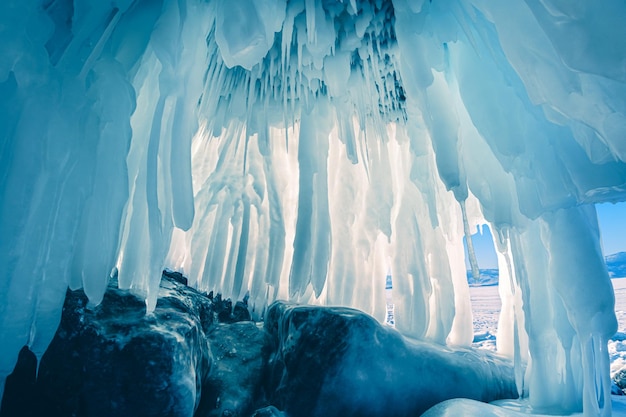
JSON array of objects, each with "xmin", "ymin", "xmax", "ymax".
[
  {"xmin": 37, "ymin": 276, "xmax": 214, "ymax": 417},
  {"xmin": 32, "ymin": 274, "xmax": 215, "ymax": 417},
  {"xmin": 210, "ymin": 292, "xmax": 253, "ymax": 324},
  {"xmin": 264, "ymin": 301, "xmax": 518, "ymax": 417},
  {"xmin": 0, "ymin": 271, "xmax": 259, "ymax": 417},
  {"xmin": 1, "ymin": 293, "xmax": 529, "ymax": 417},
  {"xmin": 203, "ymin": 321, "xmax": 271, "ymax": 417}
]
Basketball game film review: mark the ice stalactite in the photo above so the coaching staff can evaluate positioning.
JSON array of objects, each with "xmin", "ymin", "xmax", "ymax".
[
  {"xmin": 1, "ymin": 1, "xmax": 626, "ymax": 415},
  {"xmin": 289, "ymin": 101, "xmax": 332, "ymax": 299},
  {"xmin": 460, "ymin": 199, "xmax": 481, "ymax": 282}
]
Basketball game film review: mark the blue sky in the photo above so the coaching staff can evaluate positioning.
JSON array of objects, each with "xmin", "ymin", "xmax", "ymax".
[
  {"xmin": 597, "ymin": 202, "xmax": 626, "ymax": 256},
  {"xmin": 464, "ymin": 225, "xmax": 498, "ymax": 270},
  {"xmin": 465, "ymin": 202, "xmax": 626, "ymax": 270}
]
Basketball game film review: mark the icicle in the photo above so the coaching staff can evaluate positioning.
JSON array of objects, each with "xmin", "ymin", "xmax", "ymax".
[
  {"xmin": 169, "ymin": 98, "xmax": 197, "ymax": 231},
  {"xmin": 459, "ymin": 199, "xmax": 480, "ymax": 282},
  {"xmin": 305, "ymin": 0, "xmax": 316, "ymax": 44},
  {"xmin": 289, "ymin": 100, "xmax": 332, "ymax": 298},
  {"xmin": 513, "ymin": 309, "xmax": 524, "ymax": 398},
  {"xmin": 232, "ymin": 200, "xmax": 251, "ymax": 299}
]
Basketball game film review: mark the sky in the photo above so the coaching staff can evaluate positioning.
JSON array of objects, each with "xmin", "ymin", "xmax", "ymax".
[
  {"xmin": 465, "ymin": 202, "xmax": 626, "ymax": 270},
  {"xmin": 597, "ymin": 202, "xmax": 626, "ymax": 256},
  {"xmin": 464, "ymin": 225, "xmax": 498, "ymax": 270}
]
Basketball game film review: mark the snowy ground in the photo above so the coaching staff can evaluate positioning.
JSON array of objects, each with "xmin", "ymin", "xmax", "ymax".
[
  {"xmin": 470, "ymin": 284, "xmax": 501, "ymax": 351},
  {"xmin": 469, "ymin": 278, "xmax": 626, "ymax": 416}
]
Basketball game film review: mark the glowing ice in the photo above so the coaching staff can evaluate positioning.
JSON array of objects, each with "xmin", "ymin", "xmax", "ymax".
[{"xmin": 1, "ymin": 1, "xmax": 625, "ymax": 415}]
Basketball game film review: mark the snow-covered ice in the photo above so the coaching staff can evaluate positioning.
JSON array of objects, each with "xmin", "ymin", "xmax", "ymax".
[{"xmin": 470, "ymin": 284, "xmax": 501, "ymax": 351}]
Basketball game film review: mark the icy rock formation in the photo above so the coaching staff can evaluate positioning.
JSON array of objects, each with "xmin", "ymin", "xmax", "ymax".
[
  {"xmin": 11, "ymin": 274, "xmax": 217, "ymax": 417},
  {"xmin": 204, "ymin": 322, "xmax": 271, "ymax": 417},
  {"xmin": 0, "ymin": 286, "xmax": 518, "ymax": 417},
  {"xmin": 211, "ymin": 293, "xmax": 254, "ymax": 324},
  {"xmin": 1, "ymin": 0, "xmax": 625, "ymax": 415},
  {"xmin": 264, "ymin": 301, "xmax": 518, "ymax": 417},
  {"xmin": 0, "ymin": 270, "xmax": 265, "ymax": 417}
]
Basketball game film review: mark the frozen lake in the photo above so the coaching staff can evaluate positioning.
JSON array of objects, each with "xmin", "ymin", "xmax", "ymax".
[
  {"xmin": 470, "ymin": 284, "xmax": 501, "ymax": 350},
  {"xmin": 470, "ymin": 278, "xmax": 626, "ymax": 344}
]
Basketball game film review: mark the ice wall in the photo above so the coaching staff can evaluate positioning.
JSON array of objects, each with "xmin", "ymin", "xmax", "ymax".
[{"xmin": 1, "ymin": 0, "xmax": 625, "ymax": 415}]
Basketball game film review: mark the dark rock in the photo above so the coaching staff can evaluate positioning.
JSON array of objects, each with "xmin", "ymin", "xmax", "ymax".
[
  {"xmin": 232, "ymin": 301, "xmax": 252, "ymax": 322},
  {"xmin": 264, "ymin": 301, "xmax": 518, "ymax": 417},
  {"xmin": 2, "ymin": 281, "xmax": 519, "ymax": 417},
  {"xmin": 213, "ymin": 294, "xmax": 252, "ymax": 324},
  {"xmin": 202, "ymin": 322, "xmax": 272, "ymax": 417},
  {"xmin": 0, "ymin": 346, "xmax": 37, "ymax": 417},
  {"xmin": 34, "ymin": 273, "xmax": 214, "ymax": 417},
  {"xmin": 162, "ymin": 269, "xmax": 189, "ymax": 286},
  {"xmin": 216, "ymin": 296, "xmax": 233, "ymax": 323}
]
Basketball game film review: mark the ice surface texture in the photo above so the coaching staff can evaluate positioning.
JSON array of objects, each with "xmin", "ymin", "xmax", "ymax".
[
  {"xmin": 0, "ymin": 290, "xmax": 516, "ymax": 417},
  {"xmin": 0, "ymin": 273, "xmax": 258, "ymax": 417},
  {"xmin": 0, "ymin": 273, "xmax": 212, "ymax": 416},
  {"xmin": 264, "ymin": 301, "xmax": 517, "ymax": 417},
  {"xmin": 0, "ymin": 0, "xmax": 625, "ymax": 415}
]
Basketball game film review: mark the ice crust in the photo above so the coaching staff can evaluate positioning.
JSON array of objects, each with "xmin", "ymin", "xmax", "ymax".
[{"xmin": 1, "ymin": 0, "xmax": 625, "ymax": 415}]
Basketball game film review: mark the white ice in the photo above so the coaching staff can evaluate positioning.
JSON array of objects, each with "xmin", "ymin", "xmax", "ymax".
[{"xmin": 1, "ymin": 1, "xmax": 625, "ymax": 415}]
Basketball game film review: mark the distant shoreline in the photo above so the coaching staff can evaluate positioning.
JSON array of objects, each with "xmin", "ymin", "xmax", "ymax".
[{"xmin": 466, "ymin": 251, "xmax": 626, "ymax": 285}]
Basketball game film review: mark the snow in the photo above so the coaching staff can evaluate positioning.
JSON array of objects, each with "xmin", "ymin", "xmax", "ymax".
[
  {"xmin": 1, "ymin": 1, "xmax": 626, "ymax": 415},
  {"xmin": 470, "ymin": 285, "xmax": 501, "ymax": 352},
  {"xmin": 424, "ymin": 397, "xmax": 626, "ymax": 417}
]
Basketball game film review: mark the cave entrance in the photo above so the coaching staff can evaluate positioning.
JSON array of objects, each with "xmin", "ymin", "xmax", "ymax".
[
  {"xmin": 463, "ymin": 224, "xmax": 500, "ymax": 351},
  {"xmin": 596, "ymin": 202, "xmax": 626, "ymax": 317},
  {"xmin": 596, "ymin": 202, "xmax": 626, "ymax": 393},
  {"xmin": 460, "ymin": 205, "xmax": 626, "ymax": 355}
]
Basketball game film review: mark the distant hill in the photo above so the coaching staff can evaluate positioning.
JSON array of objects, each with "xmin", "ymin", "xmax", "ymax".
[
  {"xmin": 607, "ymin": 252, "xmax": 626, "ymax": 279},
  {"xmin": 467, "ymin": 251, "xmax": 626, "ymax": 285},
  {"xmin": 466, "ymin": 269, "xmax": 499, "ymax": 287}
]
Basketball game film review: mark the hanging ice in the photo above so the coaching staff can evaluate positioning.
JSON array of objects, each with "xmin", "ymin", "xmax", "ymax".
[{"xmin": 1, "ymin": 0, "xmax": 625, "ymax": 415}]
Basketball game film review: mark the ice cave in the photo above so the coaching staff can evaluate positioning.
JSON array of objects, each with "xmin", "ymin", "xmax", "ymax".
[{"xmin": 1, "ymin": 0, "xmax": 626, "ymax": 416}]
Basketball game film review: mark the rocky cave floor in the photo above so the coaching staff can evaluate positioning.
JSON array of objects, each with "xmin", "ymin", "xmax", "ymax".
[{"xmin": 1, "ymin": 272, "xmax": 521, "ymax": 417}]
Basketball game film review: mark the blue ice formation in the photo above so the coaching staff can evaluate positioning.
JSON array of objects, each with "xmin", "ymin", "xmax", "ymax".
[{"xmin": 1, "ymin": 1, "xmax": 625, "ymax": 415}]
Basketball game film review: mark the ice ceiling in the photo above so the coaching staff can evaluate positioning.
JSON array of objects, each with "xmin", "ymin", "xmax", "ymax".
[{"xmin": 1, "ymin": 0, "xmax": 626, "ymax": 415}]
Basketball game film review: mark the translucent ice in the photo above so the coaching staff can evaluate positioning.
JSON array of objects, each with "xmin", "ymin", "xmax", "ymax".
[{"xmin": 1, "ymin": 1, "xmax": 625, "ymax": 415}]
